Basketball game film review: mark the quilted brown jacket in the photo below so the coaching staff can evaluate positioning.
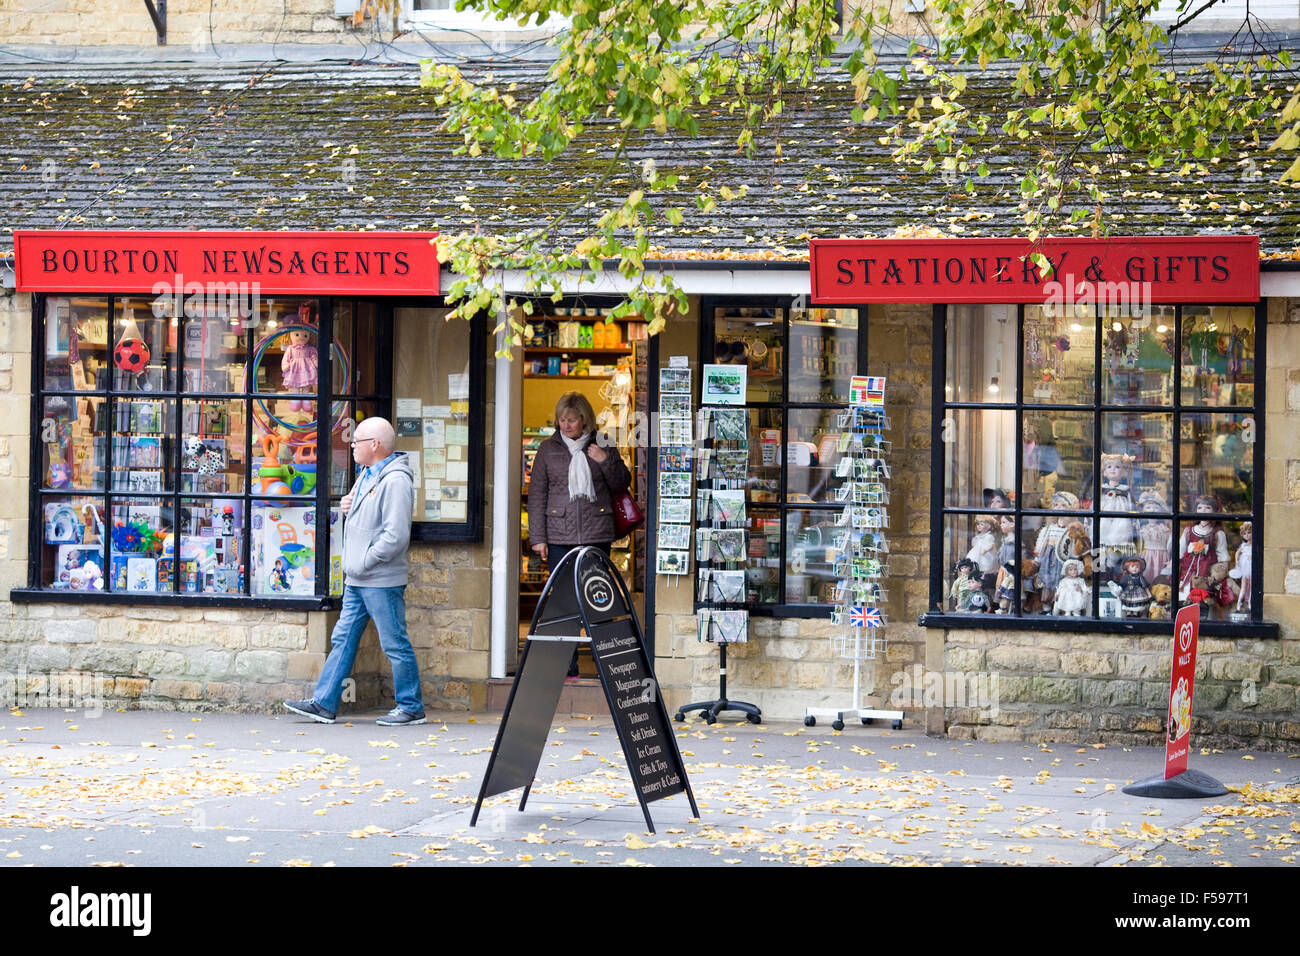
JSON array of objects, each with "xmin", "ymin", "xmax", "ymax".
[{"xmin": 527, "ymin": 432, "xmax": 631, "ymax": 545}]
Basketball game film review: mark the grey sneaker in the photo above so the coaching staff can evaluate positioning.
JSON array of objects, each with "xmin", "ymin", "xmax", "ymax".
[
  {"xmin": 284, "ymin": 699, "xmax": 336, "ymax": 724},
  {"xmin": 376, "ymin": 707, "xmax": 427, "ymax": 727}
]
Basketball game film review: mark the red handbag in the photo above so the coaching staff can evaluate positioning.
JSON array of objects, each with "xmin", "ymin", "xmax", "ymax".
[{"xmin": 612, "ymin": 490, "xmax": 645, "ymax": 538}]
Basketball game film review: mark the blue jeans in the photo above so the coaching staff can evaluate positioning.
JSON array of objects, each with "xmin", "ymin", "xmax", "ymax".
[{"xmin": 313, "ymin": 585, "xmax": 424, "ymax": 715}]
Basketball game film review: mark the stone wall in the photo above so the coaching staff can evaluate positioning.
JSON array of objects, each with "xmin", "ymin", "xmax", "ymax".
[{"xmin": 942, "ymin": 628, "xmax": 1298, "ymax": 749}]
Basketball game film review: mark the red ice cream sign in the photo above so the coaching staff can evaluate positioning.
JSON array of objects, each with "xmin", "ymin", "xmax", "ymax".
[{"xmin": 1164, "ymin": 604, "xmax": 1201, "ymax": 779}]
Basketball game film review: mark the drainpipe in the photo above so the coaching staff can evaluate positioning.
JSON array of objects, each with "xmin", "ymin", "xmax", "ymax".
[{"xmin": 489, "ymin": 324, "xmax": 519, "ymax": 679}]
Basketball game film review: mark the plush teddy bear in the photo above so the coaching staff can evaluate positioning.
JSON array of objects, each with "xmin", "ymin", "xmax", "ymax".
[
  {"xmin": 1148, "ymin": 582, "xmax": 1172, "ymax": 619},
  {"xmin": 1056, "ymin": 520, "xmax": 1094, "ymax": 578},
  {"xmin": 1188, "ymin": 575, "xmax": 1215, "ymax": 619},
  {"xmin": 1020, "ymin": 557, "xmax": 1042, "ymax": 614},
  {"xmin": 1208, "ymin": 561, "xmax": 1238, "ymax": 609}
]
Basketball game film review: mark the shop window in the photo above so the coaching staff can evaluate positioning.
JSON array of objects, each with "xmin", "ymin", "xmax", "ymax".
[
  {"xmin": 26, "ymin": 293, "xmax": 412, "ymax": 604},
  {"xmin": 389, "ymin": 303, "xmax": 486, "ymax": 541},
  {"xmin": 701, "ymin": 298, "xmax": 867, "ymax": 613},
  {"xmin": 930, "ymin": 302, "xmax": 1264, "ymax": 629}
]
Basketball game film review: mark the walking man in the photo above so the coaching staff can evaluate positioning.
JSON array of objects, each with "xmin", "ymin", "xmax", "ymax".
[{"xmin": 285, "ymin": 416, "xmax": 426, "ymax": 726}]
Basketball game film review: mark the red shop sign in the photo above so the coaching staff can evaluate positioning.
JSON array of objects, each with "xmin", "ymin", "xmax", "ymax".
[
  {"xmin": 809, "ymin": 236, "xmax": 1259, "ymax": 304},
  {"xmin": 13, "ymin": 230, "xmax": 441, "ymax": 296},
  {"xmin": 1164, "ymin": 604, "xmax": 1201, "ymax": 779}
]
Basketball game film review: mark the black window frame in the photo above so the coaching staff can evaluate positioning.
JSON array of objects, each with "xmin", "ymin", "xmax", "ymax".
[
  {"xmin": 386, "ymin": 297, "xmax": 487, "ymax": 544},
  {"xmin": 921, "ymin": 299, "xmax": 1277, "ymax": 637},
  {"xmin": 697, "ymin": 294, "xmax": 869, "ymax": 618}
]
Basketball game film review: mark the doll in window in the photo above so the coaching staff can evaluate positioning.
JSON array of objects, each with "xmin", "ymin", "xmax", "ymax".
[
  {"xmin": 1227, "ymin": 521, "xmax": 1252, "ymax": 614},
  {"xmin": 1136, "ymin": 490, "xmax": 1172, "ymax": 585},
  {"xmin": 966, "ymin": 514, "xmax": 999, "ymax": 593},
  {"xmin": 281, "ymin": 302, "xmax": 319, "ymax": 414},
  {"xmin": 1033, "ymin": 490, "xmax": 1079, "ymax": 611},
  {"xmin": 1178, "ymin": 495, "xmax": 1229, "ymax": 601},
  {"xmin": 1052, "ymin": 559, "xmax": 1090, "ymax": 616},
  {"xmin": 950, "ymin": 558, "xmax": 983, "ymax": 612},
  {"xmin": 1097, "ymin": 453, "xmax": 1137, "ymax": 572}
]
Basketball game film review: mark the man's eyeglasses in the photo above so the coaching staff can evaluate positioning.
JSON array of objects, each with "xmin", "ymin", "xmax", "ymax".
[{"xmin": 350, "ymin": 437, "xmax": 379, "ymax": 447}]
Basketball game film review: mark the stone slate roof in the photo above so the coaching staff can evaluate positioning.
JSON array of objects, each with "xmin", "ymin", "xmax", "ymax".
[{"xmin": 1, "ymin": 55, "xmax": 1297, "ymax": 258}]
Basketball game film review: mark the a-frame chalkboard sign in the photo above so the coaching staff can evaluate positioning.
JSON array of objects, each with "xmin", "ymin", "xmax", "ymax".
[{"xmin": 471, "ymin": 547, "xmax": 699, "ymax": 834}]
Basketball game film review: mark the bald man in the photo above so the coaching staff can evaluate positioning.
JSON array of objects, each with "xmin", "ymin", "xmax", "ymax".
[{"xmin": 285, "ymin": 416, "xmax": 426, "ymax": 726}]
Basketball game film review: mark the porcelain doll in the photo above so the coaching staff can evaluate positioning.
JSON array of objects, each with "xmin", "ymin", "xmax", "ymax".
[
  {"xmin": 1178, "ymin": 495, "xmax": 1229, "ymax": 600},
  {"xmin": 966, "ymin": 514, "xmax": 999, "ymax": 592},
  {"xmin": 1052, "ymin": 559, "xmax": 1090, "ymax": 616},
  {"xmin": 995, "ymin": 514, "xmax": 1016, "ymax": 573},
  {"xmin": 1098, "ymin": 453, "xmax": 1137, "ymax": 571},
  {"xmin": 281, "ymin": 303, "xmax": 319, "ymax": 413},
  {"xmin": 1228, "ymin": 521, "xmax": 1252, "ymax": 612},
  {"xmin": 1115, "ymin": 555, "xmax": 1153, "ymax": 617},
  {"xmin": 995, "ymin": 561, "xmax": 1017, "ymax": 613},
  {"xmin": 1033, "ymin": 490, "xmax": 1078, "ymax": 610},
  {"xmin": 1136, "ymin": 490, "xmax": 1172, "ymax": 585},
  {"xmin": 950, "ymin": 558, "xmax": 984, "ymax": 612},
  {"xmin": 983, "ymin": 488, "xmax": 1012, "ymax": 511}
]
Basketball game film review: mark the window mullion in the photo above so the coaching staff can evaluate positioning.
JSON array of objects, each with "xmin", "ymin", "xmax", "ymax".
[{"xmin": 1091, "ymin": 300, "xmax": 1103, "ymax": 617}]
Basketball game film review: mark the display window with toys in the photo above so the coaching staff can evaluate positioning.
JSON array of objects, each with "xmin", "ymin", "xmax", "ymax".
[{"xmin": 929, "ymin": 301, "xmax": 1265, "ymax": 632}]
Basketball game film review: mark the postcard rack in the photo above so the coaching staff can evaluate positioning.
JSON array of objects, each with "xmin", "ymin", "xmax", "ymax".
[
  {"xmin": 674, "ymin": 400, "xmax": 761, "ymax": 726},
  {"xmin": 805, "ymin": 394, "xmax": 904, "ymax": 731}
]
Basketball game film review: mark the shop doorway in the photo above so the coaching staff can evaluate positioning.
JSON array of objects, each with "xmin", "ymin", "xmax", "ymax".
[{"xmin": 516, "ymin": 302, "xmax": 650, "ymax": 677}]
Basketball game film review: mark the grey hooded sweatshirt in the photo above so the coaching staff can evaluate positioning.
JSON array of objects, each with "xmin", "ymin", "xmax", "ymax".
[{"xmin": 341, "ymin": 451, "xmax": 414, "ymax": 588}]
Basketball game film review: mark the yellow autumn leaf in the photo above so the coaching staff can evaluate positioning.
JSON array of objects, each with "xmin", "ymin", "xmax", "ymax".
[{"xmin": 625, "ymin": 834, "xmax": 652, "ymax": 850}]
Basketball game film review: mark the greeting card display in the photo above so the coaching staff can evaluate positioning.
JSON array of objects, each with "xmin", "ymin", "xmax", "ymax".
[
  {"xmin": 674, "ymin": 376, "xmax": 760, "ymax": 725},
  {"xmin": 655, "ymin": 363, "xmax": 694, "ymax": 577},
  {"xmin": 804, "ymin": 379, "xmax": 904, "ymax": 732}
]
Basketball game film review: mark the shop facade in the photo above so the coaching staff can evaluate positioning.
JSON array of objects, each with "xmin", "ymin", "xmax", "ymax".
[{"xmin": 3, "ymin": 228, "xmax": 1298, "ymax": 749}]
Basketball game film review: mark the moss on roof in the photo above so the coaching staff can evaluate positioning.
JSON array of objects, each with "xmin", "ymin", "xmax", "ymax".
[{"xmin": 1, "ymin": 59, "xmax": 1296, "ymax": 256}]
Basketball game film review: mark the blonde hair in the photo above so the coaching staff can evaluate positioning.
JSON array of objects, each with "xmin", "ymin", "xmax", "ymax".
[{"xmin": 554, "ymin": 391, "xmax": 597, "ymax": 433}]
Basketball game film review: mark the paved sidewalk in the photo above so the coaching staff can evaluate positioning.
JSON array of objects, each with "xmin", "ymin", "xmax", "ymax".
[{"xmin": 0, "ymin": 708, "xmax": 1295, "ymax": 867}]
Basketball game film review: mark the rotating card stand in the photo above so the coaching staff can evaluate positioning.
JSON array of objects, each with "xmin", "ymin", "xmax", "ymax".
[
  {"xmin": 805, "ymin": 402, "xmax": 904, "ymax": 731},
  {"xmin": 675, "ymin": 405, "xmax": 762, "ymax": 726}
]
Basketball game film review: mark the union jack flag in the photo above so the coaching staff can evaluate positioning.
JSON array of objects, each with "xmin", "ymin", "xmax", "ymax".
[{"xmin": 848, "ymin": 606, "xmax": 882, "ymax": 628}]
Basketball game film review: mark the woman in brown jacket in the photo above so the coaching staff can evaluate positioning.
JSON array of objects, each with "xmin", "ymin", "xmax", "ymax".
[{"xmin": 528, "ymin": 391, "xmax": 631, "ymax": 676}]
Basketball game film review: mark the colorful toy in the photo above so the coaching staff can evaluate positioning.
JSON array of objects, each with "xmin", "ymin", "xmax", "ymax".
[
  {"xmin": 281, "ymin": 304, "xmax": 319, "ymax": 413},
  {"xmin": 253, "ymin": 433, "xmax": 292, "ymax": 495},
  {"xmin": 114, "ymin": 338, "xmax": 149, "ymax": 372},
  {"xmin": 184, "ymin": 436, "xmax": 225, "ymax": 476},
  {"xmin": 246, "ymin": 325, "xmax": 350, "ymax": 436}
]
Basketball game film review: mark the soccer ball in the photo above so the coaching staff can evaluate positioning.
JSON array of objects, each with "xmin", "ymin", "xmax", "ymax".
[{"xmin": 114, "ymin": 338, "xmax": 150, "ymax": 373}]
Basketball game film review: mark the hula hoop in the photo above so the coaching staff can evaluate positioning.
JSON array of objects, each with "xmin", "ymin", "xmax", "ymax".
[{"xmin": 245, "ymin": 325, "xmax": 352, "ymax": 436}]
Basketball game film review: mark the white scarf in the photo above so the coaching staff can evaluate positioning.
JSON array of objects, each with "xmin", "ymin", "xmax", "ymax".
[{"xmin": 561, "ymin": 431, "xmax": 596, "ymax": 501}]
